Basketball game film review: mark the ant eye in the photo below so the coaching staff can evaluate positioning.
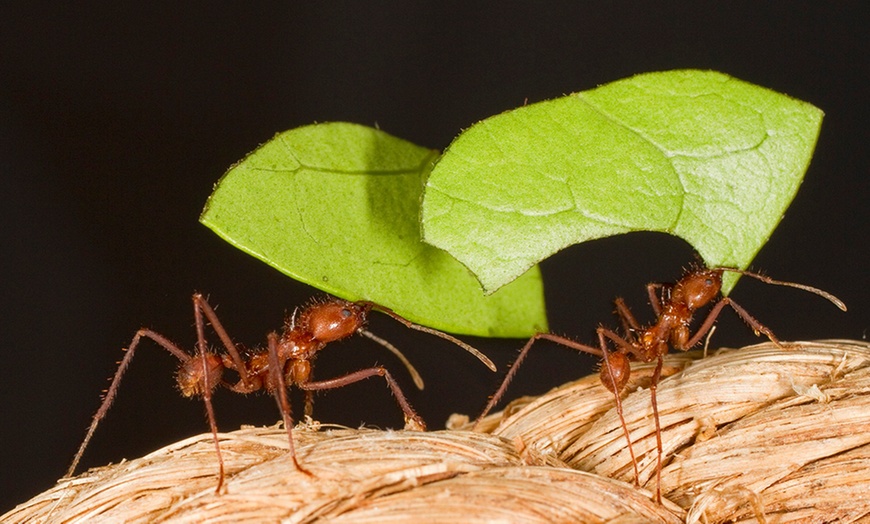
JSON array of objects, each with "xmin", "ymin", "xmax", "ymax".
[
  {"xmin": 340, "ymin": 308, "xmax": 352, "ymax": 318},
  {"xmin": 705, "ymin": 278, "xmax": 713, "ymax": 286}
]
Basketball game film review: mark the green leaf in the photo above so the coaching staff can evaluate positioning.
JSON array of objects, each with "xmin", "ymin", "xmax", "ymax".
[
  {"xmin": 201, "ymin": 122, "xmax": 547, "ymax": 337},
  {"xmin": 422, "ymin": 70, "xmax": 824, "ymax": 295}
]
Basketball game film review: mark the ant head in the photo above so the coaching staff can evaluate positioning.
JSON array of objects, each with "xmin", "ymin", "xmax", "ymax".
[
  {"xmin": 301, "ymin": 298, "xmax": 370, "ymax": 343},
  {"xmin": 674, "ymin": 267, "xmax": 723, "ymax": 310}
]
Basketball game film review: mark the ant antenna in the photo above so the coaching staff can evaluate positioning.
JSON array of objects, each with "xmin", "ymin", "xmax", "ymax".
[
  {"xmin": 359, "ymin": 329, "xmax": 425, "ymax": 389},
  {"xmin": 716, "ymin": 268, "xmax": 847, "ymax": 311},
  {"xmin": 361, "ymin": 302, "xmax": 497, "ymax": 372},
  {"xmin": 703, "ymin": 325, "xmax": 717, "ymax": 358}
]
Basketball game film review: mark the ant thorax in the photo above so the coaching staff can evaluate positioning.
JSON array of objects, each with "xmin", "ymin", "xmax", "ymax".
[
  {"xmin": 640, "ymin": 322, "xmax": 673, "ymax": 360},
  {"xmin": 277, "ymin": 330, "xmax": 324, "ymax": 362}
]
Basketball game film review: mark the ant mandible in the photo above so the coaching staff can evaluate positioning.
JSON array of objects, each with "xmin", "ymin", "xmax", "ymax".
[
  {"xmin": 66, "ymin": 294, "xmax": 495, "ymax": 492},
  {"xmin": 475, "ymin": 265, "xmax": 846, "ymax": 503}
]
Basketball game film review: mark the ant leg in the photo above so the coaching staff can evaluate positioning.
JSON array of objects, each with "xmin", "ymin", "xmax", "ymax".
[
  {"xmin": 646, "ymin": 283, "xmax": 667, "ymax": 316},
  {"xmin": 596, "ymin": 328, "xmax": 641, "ymax": 487},
  {"xmin": 614, "ymin": 298, "xmax": 641, "ymax": 341},
  {"xmin": 266, "ymin": 332, "xmax": 312, "ymax": 475},
  {"xmin": 474, "ymin": 334, "xmax": 538, "ymax": 429},
  {"xmin": 192, "ymin": 294, "xmax": 234, "ymax": 492},
  {"xmin": 300, "ymin": 367, "xmax": 427, "ymax": 431},
  {"xmin": 723, "ymin": 298, "xmax": 784, "ymax": 347},
  {"xmin": 473, "ymin": 333, "xmax": 603, "ymax": 430},
  {"xmin": 683, "ymin": 299, "xmax": 727, "ymax": 350},
  {"xmin": 303, "ymin": 368, "xmax": 315, "ymax": 420},
  {"xmin": 599, "ymin": 327, "xmax": 648, "ymax": 362},
  {"xmin": 685, "ymin": 298, "xmax": 783, "ymax": 349},
  {"xmin": 66, "ymin": 329, "xmax": 191, "ymax": 478},
  {"xmin": 193, "ymin": 294, "xmax": 251, "ymax": 388},
  {"xmin": 197, "ymin": 347, "xmax": 225, "ymax": 493},
  {"xmin": 648, "ymin": 357, "xmax": 664, "ymax": 505}
]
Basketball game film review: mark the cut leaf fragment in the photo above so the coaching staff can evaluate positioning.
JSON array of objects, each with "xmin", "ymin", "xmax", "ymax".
[
  {"xmin": 201, "ymin": 122, "xmax": 547, "ymax": 337},
  {"xmin": 422, "ymin": 70, "xmax": 824, "ymax": 294}
]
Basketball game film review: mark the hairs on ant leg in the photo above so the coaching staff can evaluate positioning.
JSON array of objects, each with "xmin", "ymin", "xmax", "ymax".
[
  {"xmin": 66, "ymin": 294, "xmax": 494, "ymax": 492},
  {"xmin": 475, "ymin": 264, "xmax": 846, "ymax": 504}
]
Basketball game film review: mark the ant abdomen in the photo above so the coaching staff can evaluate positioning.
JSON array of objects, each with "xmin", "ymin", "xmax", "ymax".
[
  {"xmin": 176, "ymin": 353, "xmax": 224, "ymax": 398},
  {"xmin": 600, "ymin": 352, "xmax": 631, "ymax": 393}
]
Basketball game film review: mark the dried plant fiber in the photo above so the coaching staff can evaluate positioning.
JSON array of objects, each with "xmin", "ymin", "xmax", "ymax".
[{"xmin": 5, "ymin": 340, "xmax": 869, "ymax": 523}]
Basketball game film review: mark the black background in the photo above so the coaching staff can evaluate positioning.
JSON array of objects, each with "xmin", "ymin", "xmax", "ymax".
[{"xmin": 1, "ymin": 3, "xmax": 867, "ymax": 512}]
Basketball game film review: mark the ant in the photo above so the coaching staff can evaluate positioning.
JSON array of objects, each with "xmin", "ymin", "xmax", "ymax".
[
  {"xmin": 66, "ymin": 294, "xmax": 495, "ymax": 492},
  {"xmin": 474, "ymin": 265, "xmax": 846, "ymax": 503}
]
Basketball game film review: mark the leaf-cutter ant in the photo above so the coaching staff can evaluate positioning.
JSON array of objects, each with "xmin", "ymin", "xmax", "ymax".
[
  {"xmin": 475, "ymin": 265, "xmax": 846, "ymax": 503},
  {"xmin": 66, "ymin": 294, "xmax": 495, "ymax": 492}
]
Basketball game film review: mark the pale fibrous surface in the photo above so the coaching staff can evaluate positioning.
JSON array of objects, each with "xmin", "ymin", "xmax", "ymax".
[{"xmin": 6, "ymin": 341, "xmax": 870, "ymax": 523}]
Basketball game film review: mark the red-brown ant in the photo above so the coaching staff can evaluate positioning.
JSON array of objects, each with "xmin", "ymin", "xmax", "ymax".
[
  {"xmin": 475, "ymin": 265, "xmax": 846, "ymax": 503},
  {"xmin": 66, "ymin": 294, "xmax": 495, "ymax": 492}
]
